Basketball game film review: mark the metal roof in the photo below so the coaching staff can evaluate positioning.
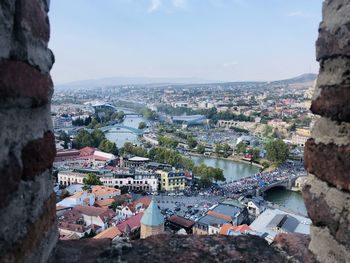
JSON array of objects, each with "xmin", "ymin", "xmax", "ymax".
[{"xmin": 140, "ymin": 199, "xmax": 164, "ymax": 227}]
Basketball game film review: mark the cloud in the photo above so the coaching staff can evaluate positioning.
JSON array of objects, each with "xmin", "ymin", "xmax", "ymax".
[{"xmin": 148, "ymin": 0, "xmax": 162, "ymax": 12}]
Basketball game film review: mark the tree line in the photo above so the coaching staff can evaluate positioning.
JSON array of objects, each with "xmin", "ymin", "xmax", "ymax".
[
  {"xmin": 72, "ymin": 129, "xmax": 118, "ymax": 155},
  {"xmin": 157, "ymin": 105, "xmax": 254, "ymax": 124},
  {"xmin": 120, "ymin": 142, "xmax": 224, "ymax": 185}
]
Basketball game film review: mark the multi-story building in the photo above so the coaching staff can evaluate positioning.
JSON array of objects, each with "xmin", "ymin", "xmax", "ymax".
[
  {"xmin": 158, "ymin": 170, "xmax": 186, "ymax": 191},
  {"xmin": 58, "ymin": 170, "xmax": 158, "ymax": 192},
  {"xmin": 58, "ymin": 171, "xmax": 86, "ymax": 186},
  {"xmin": 91, "ymin": 186, "xmax": 120, "ymax": 201},
  {"xmin": 193, "ymin": 199, "xmax": 249, "ymax": 235}
]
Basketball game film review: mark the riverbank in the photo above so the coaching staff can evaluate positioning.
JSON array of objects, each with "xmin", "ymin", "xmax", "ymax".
[{"xmin": 188, "ymin": 152, "xmax": 264, "ymax": 169}]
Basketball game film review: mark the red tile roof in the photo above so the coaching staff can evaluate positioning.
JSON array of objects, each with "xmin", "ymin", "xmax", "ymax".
[
  {"xmin": 128, "ymin": 196, "xmax": 151, "ymax": 213},
  {"xmin": 117, "ymin": 212, "xmax": 144, "ymax": 233},
  {"xmin": 219, "ymin": 224, "xmax": 236, "ymax": 235},
  {"xmin": 207, "ymin": 210, "xmax": 232, "ymax": 222},
  {"xmin": 168, "ymin": 215, "xmax": 195, "ymax": 228},
  {"xmin": 94, "ymin": 226, "xmax": 122, "ymax": 239},
  {"xmin": 79, "ymin": 147, "xmax": 96, "ymax": 156},
  {"xmin": 78, "ymin": 155, "xmax": 110, "ymax": 161},
  {"xmin": 74, "ymin": 205, "xmax": 116, "ymax": 222}
]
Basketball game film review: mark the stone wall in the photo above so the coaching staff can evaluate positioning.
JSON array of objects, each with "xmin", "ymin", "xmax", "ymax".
[
  {"xmin": 303, "ymin": 0, "xmax": 350, "ymax": 262},
  {"xmin": 140, "ymin": 223, "xmax": 164, "ymax": 239},
  {"xmin": 0, "ymin": 0, "xmax": 350, "ymax": 262},
  {"xmin": 0, "ymin": 1, "xmax": 57, "ymax": 262}
]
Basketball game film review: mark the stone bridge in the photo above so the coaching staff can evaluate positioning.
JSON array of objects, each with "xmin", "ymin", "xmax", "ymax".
[{"xmin": 256, "ymin": 176, "xmax": 298, "ymax": 196}]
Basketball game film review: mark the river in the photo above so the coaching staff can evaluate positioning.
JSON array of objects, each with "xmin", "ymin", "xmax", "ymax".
[
  {"xmin": 105, "ymin": 110, "xmax": 306, "ymax": 215},
  {"xmin": 264, "ymin": 188, "xmax": 307, "ymax": 216},
  {"xmin": 105, "ymin": 109, "xmax": 146, "ymax": 148},
  {"xmin": 191, "ymin": 155, "xmax": 306, "ymax": 215},
  {"xmin": 191, "ymin": 155, "xmax": 260, "ymax": 182}
]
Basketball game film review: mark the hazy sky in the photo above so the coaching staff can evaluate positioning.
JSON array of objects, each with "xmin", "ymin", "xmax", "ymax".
[{"xmin": 49, "ymin": 0, "xmax": 323, "ymax": 84}]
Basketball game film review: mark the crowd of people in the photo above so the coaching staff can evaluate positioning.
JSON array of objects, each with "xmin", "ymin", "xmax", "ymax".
[{"xmin": 220, "ymin": 162, "xmax": 306, "ymax": 195}]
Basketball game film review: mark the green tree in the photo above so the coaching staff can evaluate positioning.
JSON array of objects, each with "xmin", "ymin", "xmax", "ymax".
[
  {"xmin": 187, "ymin": 136, "xmax": 198, "ymax": 149},
  {"xmin": 288, "ymin": 123, "xmax": 296, "ymax": 132},
  {"xmin": 123, "ymin": 142, "xmax": 134, "ymax": 154},
  {"xmin": 87, "ymin": 118, "xmax": 100, "ymax": 129},
  {"xmin": 91, "ymin": 129, "xmax": 106, "ymax": 147},
  {"xmin": 263, "ymin": 125, "xmax": 273, "ymax": 137},
  {"xmin": 235, "ymin": 142, "xmax": 247, "ymax": 155},
  {"xmin": 116, "ymin": 111, "xmax": 125, "ymax": 122},
  {"xmin": 99, "ymin": 139, "xmax": 118, "ymax": 155},
  {"xmin": 59, "ymin": 131, "xmax": 70, "ymax": 149},
  {"xmin": 248, "ymin": 147, "xmax": 260, "ymax": 161},
  {"xmin": 197, "ymin": 144, "xmax": 206, "ymax": 154},
  {"xmin": 215, "ymin": 144, "xmax": 222, "ymax": 156},
  {"xmin": 140, "ymin": 108, "xmax": 158, "ymax": 120},
  {"xmin": 111, "ymin": 199, "xmax": 125, "ymax": 210},
  {"xmin": 193, "ymin": 164, "xmax": 225, "ymax": 184},
  {"xmin": 72, "ymin": 129, "xmax": 94, "ymax": 149},
  {"xmin": 266, "ymin": 139, "xmax": 289, "ymax": 164},
  {"xmin": 221, "ymin": 143, "xmax": 231, "ymax": 157},
  {"xmin": 58, "ymin": 131, "xmax": 70, "ymax": 143},
  {"xmin": 158, "ymin": 136, "xmax": 179, "ymax": 149},
  {"xmin": 138, "ymin": 121, "xmax": 147, "ymax": 129},
  {"xmin": 83, "ymin": 173, "xmax": 103, "ymax": 189}
]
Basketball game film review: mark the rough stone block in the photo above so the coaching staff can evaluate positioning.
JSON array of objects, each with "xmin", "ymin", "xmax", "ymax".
[
  {"xmin": 16, "ymin": 0, "xmax": 50, "ymax": 42},
  {"xmin": 312, "ymin": 117, "xmax": 350, "ymax": 146},
  {"xmin": 304, "ymin": 138, "xmax": 350, "ymax": 191},
  {"xmin": 273, "ymin": 233, "xmax": 316, "ymax": 263},
  {"xmin": 21, "ymin": 131, "xmax": 56, "ymax": 180},
  {"xmin": 310, "ymin": 84, "xmax": 350, "ymax": 122},
  {"xmin": 316, "ymin": 57, "xmax": 350, "ymax": 87},
  {"xmin": 303, "ymin": 175, "xmax": 350, "ymax": 248},
  {"xmin": 316, "ymin": 0, "xmax": 350, "ymax": 61},
  {"xmin": 0, "ymin": 151, "xmax": 21, "ymax": 209},
  {"xmin": 0, "ymin": 0, "xmax": 15, "ymax": 59},
  {"xmin": 2, "ymin": 193, "xmax": 57, "ymax": 263},
  {"xmin": 52, "ymin": 235, "xmax": 292, "ymax": 263},
  {"xmin": 0, "ymin": 60, "xmax": 53, "ymax": 107},
  {"xmin": 0, "ymin": 170, "xmax": 54, "ymax": 259},
  {"xmin": 309, "ymin": 226, "xmax": 350, "ymax": 263}
]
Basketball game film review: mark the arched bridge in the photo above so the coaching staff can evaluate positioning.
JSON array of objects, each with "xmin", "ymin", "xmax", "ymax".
[
  {"xmin": 256, "ymin": 177, "xmax": 298, "ymax": 196},
  {"xmin": 85, "ymin": 125, "xmax": 145, "ymax": 135},
  {"xmin": 100, "ymin": 125, "xmax": 145, "ymax": 135}
]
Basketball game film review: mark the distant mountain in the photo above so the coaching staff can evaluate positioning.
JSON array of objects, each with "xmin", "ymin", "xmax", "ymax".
[
  {"xmin": 270, "ymin": 73, "xmax": 317, "ymax": 85},
  {"xmin": 54, "ymin": 73, "xmax": 317, "ymax": 91},
  {"xmin": 54, "ymin": 77, "xmax": 220, "ymax": 90}
]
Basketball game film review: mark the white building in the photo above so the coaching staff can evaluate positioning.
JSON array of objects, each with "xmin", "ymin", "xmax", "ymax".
[
  {"xmin": 249, "ymin": 208, "xmax": 311, "ymax": 244},
  {"xmin": 100, "ymin": 174, "xmax": 158, "ymax": 192},
  {"xmin": 56, "ymin": 191, "xmax": 95, "ymax": 208},
  {"xmin": 58, "ymin": 171, "xmax": 86, "ymax": 186},
  {"xmin": 58, "ymin": 171, "xmax": 158, "ymax": 192},
  {"xmin": 91, "ymin": 186, "xmax": 120, "ymax": 201}
]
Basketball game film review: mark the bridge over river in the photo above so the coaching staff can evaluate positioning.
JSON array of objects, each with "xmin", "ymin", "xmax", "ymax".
[
  {"xmin": 221, "ymin": 171, "xmax": 301, "ymax": 197},
  {"xmin": 100, "ymin": 125, "xmax": 145, "ymax": 135},
  {"xmin": 85, "ymin": 124, "xmax": 145, "ymax": 135}
]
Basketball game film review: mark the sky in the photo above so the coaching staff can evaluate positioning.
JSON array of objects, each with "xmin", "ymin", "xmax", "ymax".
[{"xmin": 49, "ymin": 0, "xmax": 323, "ymax": 84}]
